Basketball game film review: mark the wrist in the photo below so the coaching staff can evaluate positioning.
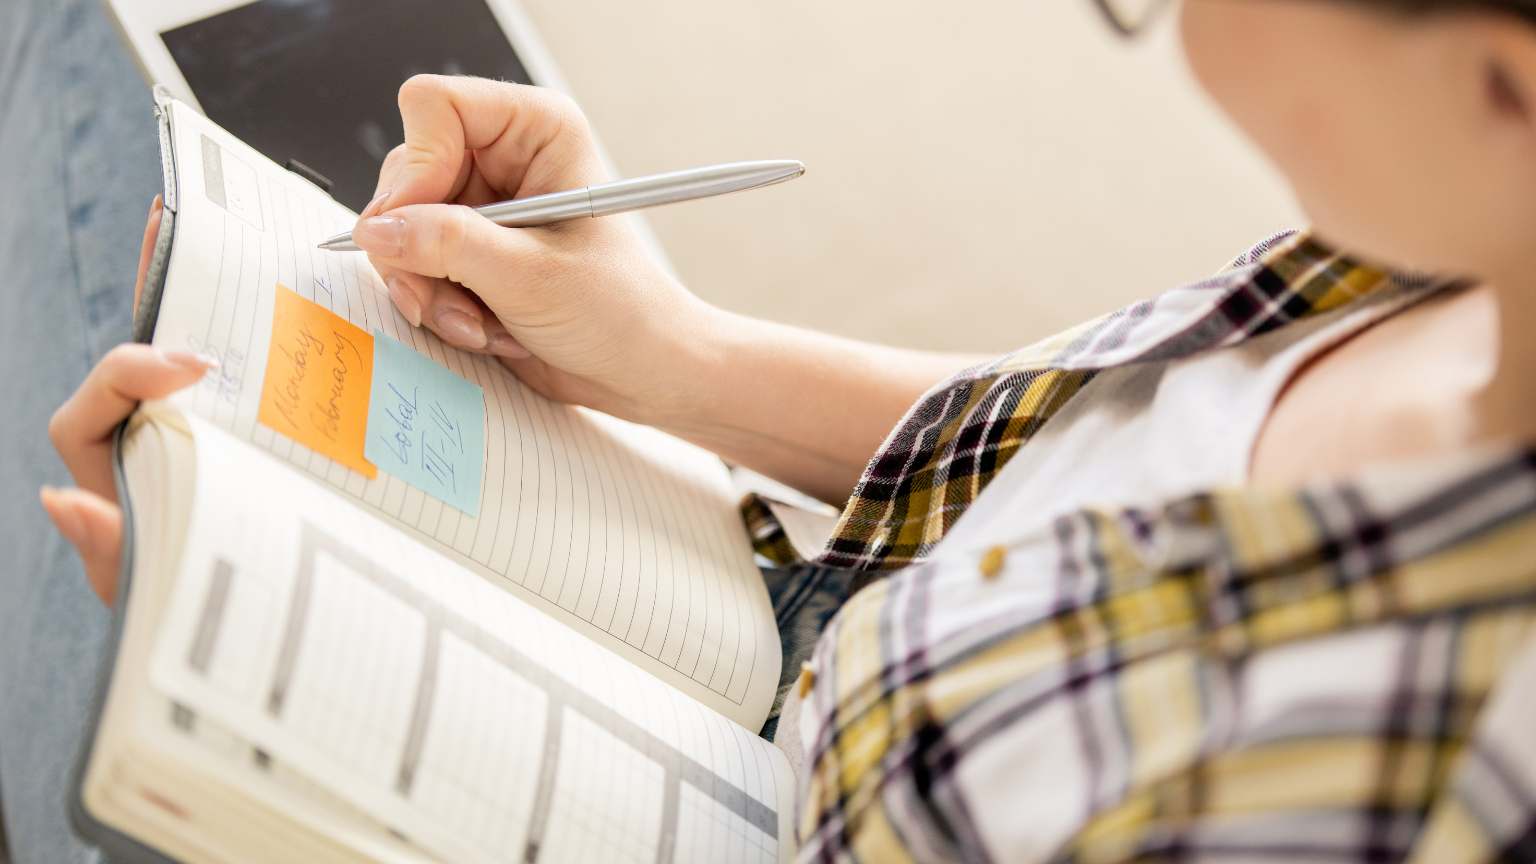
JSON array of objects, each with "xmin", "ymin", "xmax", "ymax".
[{"xmin": 620, "ymin": 288, "xmax": 741, "ymax": 430}]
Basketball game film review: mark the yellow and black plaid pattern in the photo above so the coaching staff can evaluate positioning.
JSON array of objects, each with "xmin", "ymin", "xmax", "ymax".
[
  {"xmin": 796, "ymin": 452, "xmax": 1536, "ymax": 862},
  {"xmin": 744, "ymin": 230, "xmax": 1409, "ymax": 571},
  {"xmin": 738, "ymin": 230, "xmax": 1536, "ymax": 861}
]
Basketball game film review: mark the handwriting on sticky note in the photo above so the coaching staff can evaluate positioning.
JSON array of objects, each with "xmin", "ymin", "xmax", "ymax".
[
  {"xmin": 365, "ymin": 332, "xmax": 485, "ymax": 515},
  {"xmin": 257, "ymin": 285, "xmax": 377, "ymax": 478}
]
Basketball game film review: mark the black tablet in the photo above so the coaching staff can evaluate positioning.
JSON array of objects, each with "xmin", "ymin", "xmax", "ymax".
[{"xmin": 106, "ymin": 0, "xmax": 566, "ymax": 210}]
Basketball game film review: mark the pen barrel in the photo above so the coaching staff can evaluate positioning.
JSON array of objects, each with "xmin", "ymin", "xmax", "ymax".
[
  {"xmin": 470, "ymin": 160, "xmax": 804, "ymax": 229},
  {"xmin": 475, "ymin": 190, "xmax": 593, "ymax": 227},
  {"xmin": 587, "ymin": 161, "xmax": 799, "ymax": 217}
]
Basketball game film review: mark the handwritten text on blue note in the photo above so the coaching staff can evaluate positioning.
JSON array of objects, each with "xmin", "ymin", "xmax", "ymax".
[{"xmin": 365, "ymin": 333, "xmax": 485, "ymax": 515}]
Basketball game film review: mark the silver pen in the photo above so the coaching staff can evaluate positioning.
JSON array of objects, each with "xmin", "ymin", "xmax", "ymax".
[{"xmin": 316, "ymin": 159, "xmax": 805, "ymax": 251}]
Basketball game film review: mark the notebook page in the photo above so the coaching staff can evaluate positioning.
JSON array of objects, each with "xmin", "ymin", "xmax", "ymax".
[
  {"xmin": 118, "ymin": 697, "xmax": 426, "ymax": 863},
  {"xmin": 149, "ymin": 99, "xmax": 779, "ymax": 728},
  {"xmin": 88, "ymin": 418, "xmax": 423, "ymax": 863},
  {"xmin": 150, "ymin": 414, "xmax": 795, "ymax": 864}
]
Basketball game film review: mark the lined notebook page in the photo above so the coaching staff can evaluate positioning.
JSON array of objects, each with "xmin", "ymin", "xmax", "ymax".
[
  {"xmin": 149, "ymin": 415, "xmax": 794, "ymax": 864},
  {"xmin": 148, "ymin": 99, "xmax": 779, "ymax": 728}
]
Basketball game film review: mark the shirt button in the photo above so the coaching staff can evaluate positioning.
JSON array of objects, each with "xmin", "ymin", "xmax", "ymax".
[
  {"xmin": 798, "ymin": 661, "xmax": 816, "ymax": 698},
  {"xmin": 979, "ymin": 545, "xmax": 1008, "ymax": 580}
]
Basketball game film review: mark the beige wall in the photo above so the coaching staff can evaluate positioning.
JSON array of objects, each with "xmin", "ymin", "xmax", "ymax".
[{"xmin": 521, "ymin": 1, "xmax": 1303, "ymax": 352}]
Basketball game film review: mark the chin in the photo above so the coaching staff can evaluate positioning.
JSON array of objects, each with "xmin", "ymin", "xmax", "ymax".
[{"xmin": 1298, "ymin": 199, "xmax": 1459, "ymax": 276}]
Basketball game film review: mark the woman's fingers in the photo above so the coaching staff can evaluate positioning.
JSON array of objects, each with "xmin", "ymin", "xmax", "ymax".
[
  {"xmin": 358, "ymin": 76, "xmax": 610, "ymax": 342},
  {"xmin": 382, "ymin": 269, "xmax": 427, "ymax": 328},
  {"xmin": 455, "ymin": 163, "xmax": 501, "ymax": 207},
  {"xmin": 353, "ymin": 202, "xmax": 546, "ymax": 304},
  {"xmin": 373, "ymin": 266, "xmax": 482, "ymax": 347},
  {"xmin": 372, "ymin": 263, "xmax": 432, "ymax": 327},
  {"xmin": 39, "ymin": 486, "xmax": 124, "ymax": 606},
  {"xmin": 45, "ymin": 344, "xmax": 212, "ymax": 606},
  {"xmin": 481, "ymin": 316, "xmax": 532, "ymax": 359},
  {"xmin": 424, "ymin": 277, "xmax": 492, "ymax": 351},
  {"xmin": 363, "ymin": 143, "xmax": 477, "ymax": 217},
  {"xmin": 389, "ymin": 75, "xmax": 602, "ymax": 208},
  {"xmin": 361, "ymin": 145, "xmax": 408, "ymax": 218},
  {"xmin": 134, "ymin": 195, "xmax": 164, "ymax": 309},
  {"xmin": 48, "ymin": 345, "xmax": 217, "ymax": 499},
  {"xmin": 373, "ymin": 264, "xmax": 529, "ymax": 358}
]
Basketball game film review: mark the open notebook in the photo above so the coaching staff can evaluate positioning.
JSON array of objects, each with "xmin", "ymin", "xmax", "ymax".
[{"xmin": 71, "ymin": 93, "xmax": 795, "ymax": 863}]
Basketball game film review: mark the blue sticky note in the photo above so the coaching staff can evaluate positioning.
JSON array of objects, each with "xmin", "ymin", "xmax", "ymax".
[{"xmin": 365, "ymin": 332, "xmax": 485, "ymax": 515}]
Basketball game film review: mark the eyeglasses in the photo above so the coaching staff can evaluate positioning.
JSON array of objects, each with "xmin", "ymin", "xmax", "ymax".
[{"xmin": 1093, "ymin": 0, "xmax": 1173, "ymax": 36}]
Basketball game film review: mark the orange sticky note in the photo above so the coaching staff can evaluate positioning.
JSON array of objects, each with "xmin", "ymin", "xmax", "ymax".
[{"xmin": 258, "ymin": 285, "xmax": 377, "ymax": 477}]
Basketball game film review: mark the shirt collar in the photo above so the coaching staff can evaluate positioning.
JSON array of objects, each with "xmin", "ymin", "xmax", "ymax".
[{"xmin": 993, "ymin": 229, "xmax": 1460, "ymax": 375}]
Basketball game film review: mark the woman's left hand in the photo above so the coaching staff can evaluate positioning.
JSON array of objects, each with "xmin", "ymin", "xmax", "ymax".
[{"xmin": 40, "ymin": 196, "xmax": 217, "ymax": 605}]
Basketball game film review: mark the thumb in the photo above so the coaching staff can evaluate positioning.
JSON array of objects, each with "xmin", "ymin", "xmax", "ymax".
[{"xmin": 351, "ymin": 203, "xmax": 539, "ymax": 296}]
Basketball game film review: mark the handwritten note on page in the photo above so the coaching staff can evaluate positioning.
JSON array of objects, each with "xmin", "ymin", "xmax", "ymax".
[
  {"xmin": 365, "ymin": 332, "xmax": 486, "ymax": 515},
  {"xmin": 257, "ymin": 285, "xmax": 377, "ymax": 478}
]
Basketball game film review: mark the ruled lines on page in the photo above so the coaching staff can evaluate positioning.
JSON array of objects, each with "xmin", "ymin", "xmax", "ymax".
[
  {"xmin": 149, "ymin": 419, "xmax": 794, "ymax": 863},
  {"xmin": 150, "ymin": 103, "xmax": 777, "ymax": 723}
]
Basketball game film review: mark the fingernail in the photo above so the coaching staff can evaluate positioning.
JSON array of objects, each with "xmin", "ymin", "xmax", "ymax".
[
  {"xmin": 361, "ymin": 188, "xmax": 391, "ymax": 218},
  {"xmin": 39, "ymin": 487, "xmax": 88, "ymax": 549},
  {"xmin": 159, "ymin": 348, "xmax": 220, "ymax": 371},
  {"xmin": 434, "ymin": 308, "xmax": 487, "ymax": 349},
  {"xmin": 352, "ymin": 215, "xmax": 406, "ymax": 257},
  {"xmin": 386, "ymin": 276, "xmax": 423, "ymax": 328},
  {"xmin": 488, "ymin": 332, "xmax": 531, "ymax": 358}
]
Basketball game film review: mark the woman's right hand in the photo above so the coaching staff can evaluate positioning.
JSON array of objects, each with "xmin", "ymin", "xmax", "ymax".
[
  {"xmin": 352, "ymin": 75, "xmax": 718, "ymax": 428},
  {"xmin": 356, "ymin": 75, "xmax": 974, "ymax": 505}
]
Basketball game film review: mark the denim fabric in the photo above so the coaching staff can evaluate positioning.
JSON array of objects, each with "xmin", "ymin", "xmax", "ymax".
[
  {"xmin": 758, "ymin": 565, "xmax": 862, "ymax": 741},
  {"xmin": 0, "ymin": 1, "xmax": 160, "ymax": 861}
]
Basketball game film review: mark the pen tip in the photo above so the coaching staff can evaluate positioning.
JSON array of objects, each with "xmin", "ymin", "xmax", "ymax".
[{"xmin": 315, "ymin": 235, "xmax": 360, "ymax": 252}]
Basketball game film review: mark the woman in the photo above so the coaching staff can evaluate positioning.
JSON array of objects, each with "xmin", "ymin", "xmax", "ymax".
[{"xmin": 37, "ymin": 0, "xmax": 1536, "ymax": 860}]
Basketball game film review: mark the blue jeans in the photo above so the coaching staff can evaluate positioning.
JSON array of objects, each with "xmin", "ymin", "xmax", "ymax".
[
  {"xmin": 760, "ymin": 565, "xmax": 861, "ymax": 741},
  {"xmin": 0, "ymin": 1, "xmax": 161, "ymax": 861}
]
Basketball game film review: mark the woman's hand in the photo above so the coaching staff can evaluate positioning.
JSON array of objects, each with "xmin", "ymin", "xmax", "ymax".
[
  {"xmin": 355, "ymin": 74, "xmax": 986, "ymax": 504},
  {"xmin": 40, "ymin": 197, "xmax": 216, "ymax": 605},
  {"xmin": 353, "ymin": 74, "xmax": 715, "ymax": 427}
]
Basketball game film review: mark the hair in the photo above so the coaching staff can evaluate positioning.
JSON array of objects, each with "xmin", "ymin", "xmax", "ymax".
[{"xmin": 1367, "ymin": 0, "xmax": 1536, "ymax": 22}]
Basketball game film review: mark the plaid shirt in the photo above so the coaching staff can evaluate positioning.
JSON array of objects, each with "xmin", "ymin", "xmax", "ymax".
[{"xmin": 746, "ymin": 231, "xmax": 1536, "ymax": 862}]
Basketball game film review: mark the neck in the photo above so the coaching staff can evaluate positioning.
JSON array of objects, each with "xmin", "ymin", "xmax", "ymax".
[{"xmin": 1475, "ymin": 268, "xmax": 1536, "ymax": 445}]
